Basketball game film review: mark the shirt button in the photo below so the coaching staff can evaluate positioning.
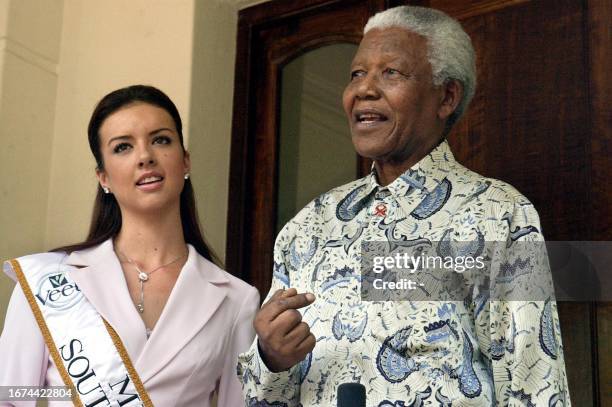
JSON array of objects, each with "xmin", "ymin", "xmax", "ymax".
[
  {"xmin": 374, "ymin": 203, "xmax": 387, "ymax": 217},
  {"xmin": 375, "ymin": 190, "xmax": 390, "ymax": 199}
]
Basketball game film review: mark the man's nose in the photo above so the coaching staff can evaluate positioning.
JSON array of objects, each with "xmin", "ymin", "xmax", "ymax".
[{"xmin": 356, "ymin": 73, "xmax": 381, "ymax": 100}]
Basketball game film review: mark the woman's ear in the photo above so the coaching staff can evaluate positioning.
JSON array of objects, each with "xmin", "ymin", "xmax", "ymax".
[
  {"xmin": 437, "ymin": 79, "xmax": 463, "ymax": 121},
  {"xmin": 183, "ymin": 150, "xmax": 191, "ymax": 175},
  {"xmin": 96, "ymin": 168, "xmax": 109, "ymax": 191}
]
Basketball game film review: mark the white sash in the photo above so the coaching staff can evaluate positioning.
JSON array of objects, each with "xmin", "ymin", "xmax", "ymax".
[{"xmin": 3, "ymin": 253, "xmax": 154, "ymax": 407}]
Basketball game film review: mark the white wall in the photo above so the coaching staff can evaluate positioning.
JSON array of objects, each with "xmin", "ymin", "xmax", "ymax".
[
  {"xmin": 0, "ymin": 0, "xmax": 63, "ymax": 328},
  {"xmin": 45, "ymin": 0, "xmax": 197, "ymax": 250},
  {"xmin": 189, "ymin": 0, "xmax": 239, "ymax": 263},
  {"xmin": 0, "ymin": 0, "xmax": 249, "ymax": 329}
]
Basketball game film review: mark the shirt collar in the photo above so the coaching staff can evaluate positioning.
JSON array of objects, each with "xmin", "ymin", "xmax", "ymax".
[{"xmin": 367, "ymin": 139, "xmax": 454, "ymax": 198}]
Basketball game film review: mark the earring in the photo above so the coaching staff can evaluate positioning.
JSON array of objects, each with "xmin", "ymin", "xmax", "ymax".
[
  {"xmin": 184, "ymin": 173, "xmax": 190, "ymax": 180},
  {"xmin": 103, "ymin": 186, "xmax": 110, "ymax": 194}
]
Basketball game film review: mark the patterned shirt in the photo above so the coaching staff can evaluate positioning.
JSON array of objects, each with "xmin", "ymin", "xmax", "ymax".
[{"xmin": 237, "ymin": 140, "xmax": 569, "ymax": 406}]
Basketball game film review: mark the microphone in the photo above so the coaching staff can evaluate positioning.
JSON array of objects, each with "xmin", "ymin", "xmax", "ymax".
[{"xmin": 337, "ymin": 383, "xmax": 366, "ymax": 407}]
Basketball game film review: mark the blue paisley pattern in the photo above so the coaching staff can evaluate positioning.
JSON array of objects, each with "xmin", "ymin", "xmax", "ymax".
[
  {"xmin": 321, "ymin": 266, "xmax": 358, "ymax": 292},
  {"xmin": 497, "ymin": 257, "xmax": 533, "ymax": 283},
  {"xmin": 509, "ymin": 389, "xmax": 536, "ymax": 407},
  {"xmin": 436, "ymin": 227, "xmax": 485, "ymax": 258},
  {"xmin": 409, "ymin": 386, "xmax": 432, "ymax": 406},
  {"xmin": 490, "ymin": 316, "xmax": 517, "ymax": 360},
  {"xmin": 247, "ymin": 398, "xmax": 288, "ymax": 407},
  {"xmin": 502, "ymin": 211, "xmax": 540, "ymax": 247},
  {"xmin": 379, "ymin": 401, "xmax": 406, "ymax": 407},
  {"xmin": 540, "ymin": 299, "xmax": 559, "ymax": 360},
  {"xmin": 399, "ymin": 168, "xmax": 426, "ymax": 191},
  {"xmin": 411, "ymin": 178, "xmax": 452, "ymax": 219},
  {"xmin": 298, "ymin": 352, "xmax": 312, "ymax": 384},
  {"xmin": 434, "ymin": 388, "xmax": 452, "ymax": 406},
  {"xmin": 458, "ymin": 331, "xmax": 481, "ymax": 398},
  {"xmin": 376, "ymin": 327, "xmax": 419, "ymax": 382},
  {"xmin": 324, "ymin": 223, "xmax": 367, "ymax": 254},
  {"xmin": 424, "ymin": 319, "xmax": 459, "ymax": 343},
  {"xmin": 272, "ymin": 262, "xmax": 289, "ymax": 287},
  {"xmin": 238, "ymin": 141, "xmax": 570, "ymax": 406},
  {"xmin": 332, "ymin": 310, "xmax": 367, "ymax": 342},
  {"xmin": 336, "ymin": 184, "xmax": 375, "ymax": 221}
]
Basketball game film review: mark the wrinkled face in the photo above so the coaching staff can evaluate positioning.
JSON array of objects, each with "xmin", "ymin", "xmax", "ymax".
[
  {"xmin": 96, "ymin": 102, "xmax": 190, "ymax": 214},
  {"xmin": 343, "ymin": 27, "xmax": 446, "ymax": 164}
]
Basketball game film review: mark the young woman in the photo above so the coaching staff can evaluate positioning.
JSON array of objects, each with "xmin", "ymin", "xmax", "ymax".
[{"xmin": 0, "ymin": 85, "xmax": 259, "ymax": 406}]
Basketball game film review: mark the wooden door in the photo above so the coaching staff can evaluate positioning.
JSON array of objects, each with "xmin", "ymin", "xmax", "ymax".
[
  {"xmin": 227, "ymin": 0, "xmax": 386, "ymax": 293},
  {"xmin": 227, "ymin": 0, "xmax": 610, "ymax": 404},
  {"xmin": 391, "ymin": 0, "xmax": 610, "ymax": 404}
]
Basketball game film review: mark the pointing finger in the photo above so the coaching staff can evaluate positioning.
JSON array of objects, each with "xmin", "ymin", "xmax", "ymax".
[{"xmin": 263, "ymin": 292, "xmax": 315, "ymax": 321}]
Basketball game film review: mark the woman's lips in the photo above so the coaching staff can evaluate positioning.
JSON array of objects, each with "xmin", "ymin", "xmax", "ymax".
[{"xmin": 136, "ymin": 178, "xmax": 164, "ymax": 191}]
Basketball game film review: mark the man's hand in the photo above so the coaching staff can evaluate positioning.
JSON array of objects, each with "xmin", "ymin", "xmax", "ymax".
[{"xmin": 254, "ymin": 288, "xmax": 316, "ymax": 372}]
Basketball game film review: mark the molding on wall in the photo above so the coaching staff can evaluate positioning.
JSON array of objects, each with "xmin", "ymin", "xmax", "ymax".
[
  {"xmin": 0, "ymin": 36, "xmax": 58, "ymax": 75},
  {"xmin": 232, "ymin": 0, "xmax": 271, "ymax": 10}
]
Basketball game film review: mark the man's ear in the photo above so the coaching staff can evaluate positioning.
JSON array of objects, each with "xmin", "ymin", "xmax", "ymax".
[{"xmin": 437, "ymin": 79, "xmax": 464, "ymax": 121}]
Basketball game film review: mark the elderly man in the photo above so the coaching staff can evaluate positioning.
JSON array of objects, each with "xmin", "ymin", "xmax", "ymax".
[{"xmin": 238, "ymin": 5, "xmax": 569, "ymax": 406}]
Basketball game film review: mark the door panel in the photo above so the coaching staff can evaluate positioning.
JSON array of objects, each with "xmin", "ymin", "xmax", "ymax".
[
  {"xmin": 391, "ymin": 1, "xmax": 609, "ymax": 404},
  {"xmin": 276, "ymin": 43, "xmax": 359, "ymax": 234},
  {"xmin": 227, "ymin": 0, "xmax": 387, "ymax": 294}
]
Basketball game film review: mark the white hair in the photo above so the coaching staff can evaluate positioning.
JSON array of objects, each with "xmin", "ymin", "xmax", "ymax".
[{"xmin": 364, "ymin": 6, "xmax": 476, "ymax": 129}]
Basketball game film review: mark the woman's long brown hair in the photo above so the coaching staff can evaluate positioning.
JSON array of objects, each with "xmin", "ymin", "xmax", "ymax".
[{"xmin": 52, "ymin": 85, "xmax": 218, "ymax": 265}]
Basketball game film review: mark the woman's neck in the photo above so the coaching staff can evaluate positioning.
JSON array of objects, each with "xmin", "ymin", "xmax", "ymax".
[{"xmin": 113, "ymin": 208, "xmax": 188, "ymax": 270}]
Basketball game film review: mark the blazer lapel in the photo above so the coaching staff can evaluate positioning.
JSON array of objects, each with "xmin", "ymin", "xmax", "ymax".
[
  {"xmin": 66, "ymin": 239, "xmax": 147, "ymax": 359},
  {"xmin": 136, "ymin": 245, "xmax": 229, "ymax": 383}
]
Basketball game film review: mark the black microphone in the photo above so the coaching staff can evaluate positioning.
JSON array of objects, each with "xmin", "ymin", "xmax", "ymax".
[{"xmin": 337, "ymin": 383, "xmax": 366, "ymax": 407}]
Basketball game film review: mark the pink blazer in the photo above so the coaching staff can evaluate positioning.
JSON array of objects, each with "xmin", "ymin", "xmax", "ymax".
[{"xmin": 0, "ymin": 239, "xmax": 259, "ymax": 407}]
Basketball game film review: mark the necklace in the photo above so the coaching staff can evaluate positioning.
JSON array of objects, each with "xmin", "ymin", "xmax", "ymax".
[{"xmin": 119, "ymin": 251, "xmax": 187, "ymax": 313}]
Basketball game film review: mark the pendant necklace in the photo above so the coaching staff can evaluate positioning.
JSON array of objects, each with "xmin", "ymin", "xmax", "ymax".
[{"xmin": 119, "ymin": 252, "xmax": 186, "ymax": 314}]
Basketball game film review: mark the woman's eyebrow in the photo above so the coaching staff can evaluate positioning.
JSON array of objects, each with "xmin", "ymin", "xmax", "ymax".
[
  {"xmin": 149, "ymin": 127, "xmax": 174, "ymax": 135},
  {"xmin": 107, "ymin": 128, "xmax": 174, "ymax": 146},
  {"xmin": 107, "ymin": 134, "xmax": 133, "ymax": 146}
]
